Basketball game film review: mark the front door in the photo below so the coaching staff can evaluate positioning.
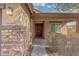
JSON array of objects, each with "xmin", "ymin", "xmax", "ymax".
[{"xmin": 35, "ymin": 23, "xmax": 43, "ymax": 38}]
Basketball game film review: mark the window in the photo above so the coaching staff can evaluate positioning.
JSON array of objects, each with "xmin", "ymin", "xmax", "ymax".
[{"xmin": 51, "ymin": 23, "xmax": 62, "ymax": 33}]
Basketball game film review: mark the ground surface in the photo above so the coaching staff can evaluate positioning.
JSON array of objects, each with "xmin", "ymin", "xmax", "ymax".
[{"xmin": 31, "ymin": 38, "xmax": 48, "ymax": 56}]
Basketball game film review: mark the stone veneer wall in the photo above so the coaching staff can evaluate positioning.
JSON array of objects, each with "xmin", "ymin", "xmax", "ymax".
[
  {"xmin": 30, "ymin": 20, "xmax": 35, "ymax": 39},
  {"xmin": 0, "ymin": 9, "xmax": 2, "ymax": 56},
  {"xmin": 1, "ymin": 3, "xmax": 31, "ymax": 56}
]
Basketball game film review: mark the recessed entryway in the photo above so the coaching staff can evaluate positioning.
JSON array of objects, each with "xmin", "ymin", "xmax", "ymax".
[{"xmin": 35, "ymin": 23, "xmax": 44, "ymax": 38}]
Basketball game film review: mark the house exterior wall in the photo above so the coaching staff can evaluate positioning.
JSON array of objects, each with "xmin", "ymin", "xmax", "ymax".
[
  {"xmin": 44, "ymin": 21, "xmax": 67, "ymax": 40},
  {"xmin": 1, "ymin": 3, "xmax": 32, "ymax": 56},
  {"xmin": 61, "ymin": 22, "xmax": 68, "ymax": 35},
  {"xmin": 0, "ymin": 8, "xmax": 2, "ymax": 56},
  {"xmin": 76, "ymin": 20, "xmax": 79, "ymax": 33},
  {"xmin": 0, "ymin": 3, "xmax": 79, "ymax": 56},
  {"xmin": 32, "ymin": 19, "xmax": 68, "ymax": 41},
  {"xmin": 44, "ymin": 21, "xmax": 51, "ymax": 39},
  {"xmin": 30, "ymin": 20, "xmax": 35, "ymax": 39}
]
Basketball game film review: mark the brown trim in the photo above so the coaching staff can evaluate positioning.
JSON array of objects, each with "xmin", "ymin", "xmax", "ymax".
[
  {"xmin": 21, "ymin": 3, "xmax": 34, "ymax": 15},
  {"xmin": 35, "ymin": 23, "xmax": 44, "ymax": 38},
  {"xmin": 31, "ymin": 13, "xmax": 79, "ymax": 17},
  {"xmin": 28, "ymin": 3, "xmax": 33, "ymax": 14},
  {"xmin": 31, "ymin": 13, "xmax": 79, "ymax": 21}
]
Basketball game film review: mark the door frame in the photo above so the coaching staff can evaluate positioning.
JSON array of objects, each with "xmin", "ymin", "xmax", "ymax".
[{"xmin": 35, "ymin": 23, "xmax": 44, "ymax": 38}]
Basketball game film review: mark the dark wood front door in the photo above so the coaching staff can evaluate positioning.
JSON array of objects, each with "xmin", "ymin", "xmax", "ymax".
[{"xmin": 35, "ymin": 24, "xmax": 43, "ymax": 38}]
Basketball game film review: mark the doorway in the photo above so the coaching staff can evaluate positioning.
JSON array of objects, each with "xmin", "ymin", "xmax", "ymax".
[{"xmin": 35, "ymin": 23, "xmax": 44, "ymax": 38}]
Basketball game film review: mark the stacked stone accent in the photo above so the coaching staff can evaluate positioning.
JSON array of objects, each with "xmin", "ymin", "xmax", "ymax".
[{"xmin": 1, "ymin": 4, "xmax": 31, "ymax": 56}]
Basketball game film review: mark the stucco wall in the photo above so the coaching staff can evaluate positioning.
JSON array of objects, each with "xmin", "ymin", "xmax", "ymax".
[
  {"xmin": 31, "ymin": 20, "xmax": 67, "ymax": 42},
  {"xmin": 61, "ymin": 22, "xmax": 68, "ymax": 35},
  {"xmin": 44, "ymin": 21, "xmax": 67, "ymax": 40},
  {"xmin": 1, "ymin": 3, "xmax": 31, "ymax": 56},
  {"xmin": 44, "ymin": 21, "xmax": 51, "ymax": 39},
  {"xmin": 76, "ymin": 20, "xmax": 79, "ymax": 33}
]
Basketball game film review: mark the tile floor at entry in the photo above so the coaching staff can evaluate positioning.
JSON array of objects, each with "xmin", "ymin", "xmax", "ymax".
[{"xmin": 31, "ymin": 38, "xmax": 48, "ymax": 56}]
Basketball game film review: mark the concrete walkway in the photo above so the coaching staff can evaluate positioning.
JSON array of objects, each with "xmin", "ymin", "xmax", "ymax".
[{"xmin": 31, "ymin": 38, "xmax": 48, "ymax": 56}]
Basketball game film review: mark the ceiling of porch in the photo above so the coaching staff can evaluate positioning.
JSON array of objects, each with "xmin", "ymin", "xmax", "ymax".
[
  {"xmin": 31, "ymin": 3, "xmax": 78, "ymax": 25},
  {"xmin": 32, "ymin": 3, "xmax": 79, "ymax": 13}
]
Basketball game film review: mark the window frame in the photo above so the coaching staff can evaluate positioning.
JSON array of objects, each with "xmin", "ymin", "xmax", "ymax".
[{"xmin": 51, "ymin": 23, "xmax": 62, "ymax": 33}]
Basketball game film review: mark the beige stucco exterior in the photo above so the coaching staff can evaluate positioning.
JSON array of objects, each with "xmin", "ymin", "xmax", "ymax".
[{"xmin": 31, "ymin": 20, "xmax": 68, "ymax": 40}]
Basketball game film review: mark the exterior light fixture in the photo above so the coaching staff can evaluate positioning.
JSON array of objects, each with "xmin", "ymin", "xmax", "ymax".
[{"xmin": 6, "ymin": 7, "xmax": 13, "ymax": 16}]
